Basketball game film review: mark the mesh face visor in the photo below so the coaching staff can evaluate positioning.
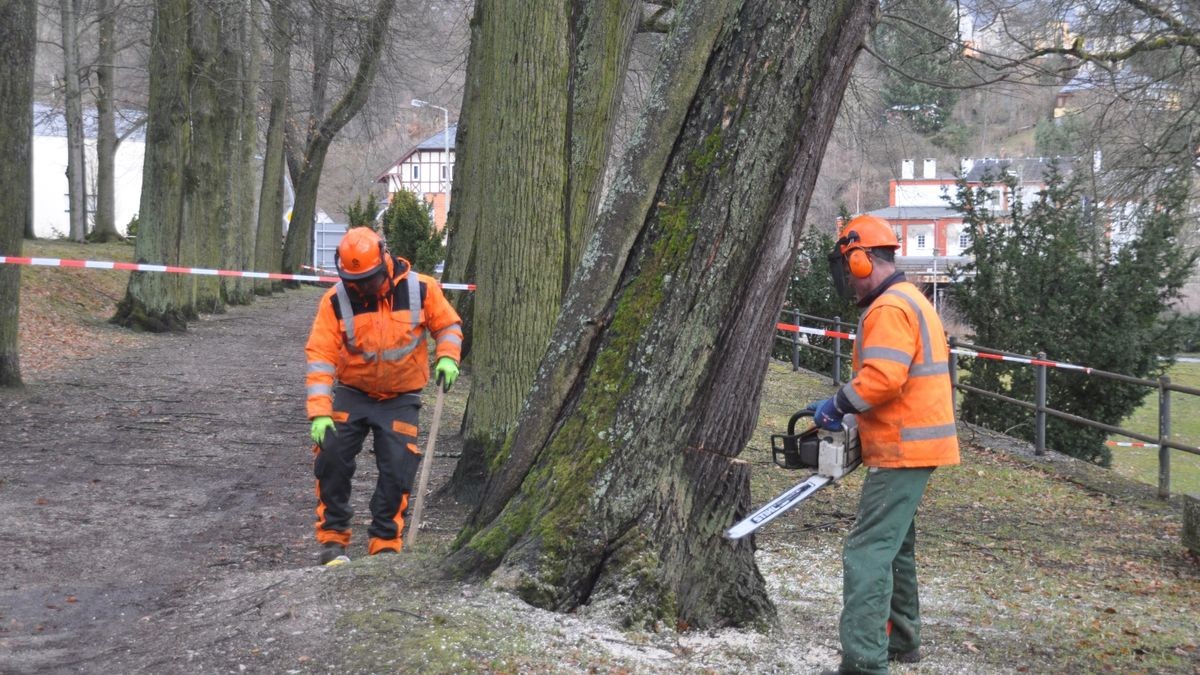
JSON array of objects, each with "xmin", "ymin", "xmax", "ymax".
[{"xmin": 828, "ymin": 234, "xmax": 857, "ymax": 301}]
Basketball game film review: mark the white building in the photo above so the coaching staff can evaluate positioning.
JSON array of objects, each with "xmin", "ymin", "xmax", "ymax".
[
  {"xmin": 375, "ymin": 125, "xmax": 456, "ymax": 232},
  {"xmin": 31, "ymin": 103, "xmax": 145, "ymax": 238}
]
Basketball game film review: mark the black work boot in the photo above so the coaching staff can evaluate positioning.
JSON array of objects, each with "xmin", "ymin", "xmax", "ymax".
[
  {"xmin": 889, "ymin": 648, "xmax": 921, "ymax": 664},
  {"xmin": 318, "ymin": 543, "xmax": 350, "ymax": 566}
]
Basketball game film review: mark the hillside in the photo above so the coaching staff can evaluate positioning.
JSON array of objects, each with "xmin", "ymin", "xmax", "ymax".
[{"xmin": 1, "ymin": 241, "xmax": 1196, "ymax": 673}]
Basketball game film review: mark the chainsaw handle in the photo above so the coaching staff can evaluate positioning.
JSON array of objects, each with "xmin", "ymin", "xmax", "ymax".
[{"xmin": 788, "ymin": 409, "xmax": 815, "ymax": 436}]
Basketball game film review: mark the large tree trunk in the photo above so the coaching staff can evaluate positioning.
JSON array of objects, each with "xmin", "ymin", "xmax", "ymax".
[
  {"xmin": 112, "ymin": 0, "xmax": 194, "ymax": 331},
  {"xmin": 254, "ymin": 0, "xmax": 291, "ymax": 296},
  {"xmin": 449, "ymin": 0, "xmax": 875, "ymax": 629},
  {"xmin": 280, "ymin": 0, "xmax": 395, "ymax": 275},
  {"xmin": 91, "ymin": 0, "xmax": 123, "ymax": 243},
  {"xmin": 183, "ymin": 0, "xmax": 238, "ymax": 313},
  {"xmin": 0, "ymin": 0, "xmax": 36, "ymax": 386},
  {"xmin": 440, "ymin": 6, "xmax": 485, "ymax": 359},
  {"xmin": 446, "ymin": 0, "xmax": 640, "ymax": 504},
  {"xmin": 222, "ymin": 0, "xmax": 260, "ymax": 306},
  {"xmin": 61, "ymin": 0, "xmax": 88, "ymax": 242}
]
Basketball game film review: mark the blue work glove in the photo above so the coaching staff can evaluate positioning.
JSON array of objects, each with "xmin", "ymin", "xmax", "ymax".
[
  {"xmin": 434, "ymin": 357, "xmax": 459, "ymax": 392},
  {"xmin": 310, "ymin": 416, "xmax": 335, "ymax": 445},
  {"xmin": 805, "ymin": 398, "xmax": 844, "ymax": 431}
]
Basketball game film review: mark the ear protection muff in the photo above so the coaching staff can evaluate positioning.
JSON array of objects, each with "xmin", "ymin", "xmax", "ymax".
[
  {"xmin": 837, "ymin": 230, "xmax": 873, "ymax": 279},
  {"xmin": 846, "ymin": 246, "xmax": 873, "ymax": 278}
]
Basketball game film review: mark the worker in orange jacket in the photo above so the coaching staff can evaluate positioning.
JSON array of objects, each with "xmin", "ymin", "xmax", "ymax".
[
  {"xmin": 812, "ymin": 214, "xmax": 960, "ymax": 675},
  {"xmin": 305, "ymin": 227, "xmax": 462, "ymax": 566}
]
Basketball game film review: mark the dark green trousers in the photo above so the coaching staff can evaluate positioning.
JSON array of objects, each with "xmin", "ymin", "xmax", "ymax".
[{"xmin": 839, "ymin": 467, "xmax": 934, "ymax": 674}]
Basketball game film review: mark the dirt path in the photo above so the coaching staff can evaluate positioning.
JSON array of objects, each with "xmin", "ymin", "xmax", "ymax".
[{"xmin": 0, "ymin": 287, "xmax": 467, "ymax": 673}]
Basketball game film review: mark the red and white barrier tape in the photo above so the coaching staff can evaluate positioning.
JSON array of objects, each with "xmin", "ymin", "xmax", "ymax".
[
  {"xmin": 1105, "ymin": 441, "xmax": 1158, "ymax": 448},
  {"xmin": 0, "ymin": 256, "xmax": 476, "ymax": 291},
  {"xmin": 775, "ymin": 322, "xmax": 854, "ymax": 340},
  {"xmin": 776, "ymin": 321, "xmax": 1095, "ymax": 373}
]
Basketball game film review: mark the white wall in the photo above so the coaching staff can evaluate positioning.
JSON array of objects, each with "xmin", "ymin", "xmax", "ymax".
[
  {"xmin": 905, "ymin": 224, "xmax": 935, "ymax": 255},
  {"xmin": 893, "ymin": 183, "xmax": 952, "ymax": 207},
  {"xmin": 31, "ymin": 135, "xmax": 144, "ymax": 238}
]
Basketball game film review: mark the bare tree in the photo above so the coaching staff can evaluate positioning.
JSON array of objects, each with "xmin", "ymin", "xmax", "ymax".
[
  {"xmin": 60, "ymin": 0, "xmax": 88, "ymax": 242},
  {"xmin": 254, "ymin": 0, "xmax": 292, "ymax": 295},
  {"xmin": 279, "ymin": 0, "xmax": 397, "ymax": 275},
  {"xmin": 1, "ymin": 0, "xmax": 37, "ymax": 385}
]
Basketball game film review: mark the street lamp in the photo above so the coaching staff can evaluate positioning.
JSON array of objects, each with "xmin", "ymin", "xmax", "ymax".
[{"xmin": 411, "ymin": 99, "xmax": 450, "ymax": 203}]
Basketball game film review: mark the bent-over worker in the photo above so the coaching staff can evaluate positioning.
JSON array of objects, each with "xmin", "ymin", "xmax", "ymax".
[{"xmin": 304, "ymin": 227, "xmax": 462, "ymax": 565}]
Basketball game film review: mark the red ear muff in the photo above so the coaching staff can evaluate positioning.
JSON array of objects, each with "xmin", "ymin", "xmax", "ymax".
[{"xmin": 847, "ymin": 247, "xmax": 873, "ymax": 278}]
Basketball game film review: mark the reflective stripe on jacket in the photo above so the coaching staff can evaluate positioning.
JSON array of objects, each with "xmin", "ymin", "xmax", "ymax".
[
  {"xmin": 305, "ymin": 256, "xmax": 463, "ymax": 419},
  {"xmin": 836, "ymin": 281, "xmax": 960, "ymax": 468}
]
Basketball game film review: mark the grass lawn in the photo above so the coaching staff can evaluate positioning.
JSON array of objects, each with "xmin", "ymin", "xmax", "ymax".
[{"xmin": 1109, "ymin": 357, "xmax": 1200, "ymax": 496}]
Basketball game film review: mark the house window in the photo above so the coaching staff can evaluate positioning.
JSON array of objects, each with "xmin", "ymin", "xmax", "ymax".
[
  {"xmin": 959, "ymin": 232, "xmax": 970, "ymax": 249},
  {"xmin": 412, "ymin": 164, "xmax": 420, "ymax": 180},
  {"xmin": 441, "ymin": 165, "xmax": 447, "ymax": 179},
  {"xmin": 916, "ymin": 234, "xmax": 927, "ymax": 249}
]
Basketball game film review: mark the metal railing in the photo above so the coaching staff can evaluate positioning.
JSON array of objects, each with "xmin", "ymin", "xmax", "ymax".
[{"xmin": 776, "ymin": 314, "xmax": 1200, "ymax": 499}]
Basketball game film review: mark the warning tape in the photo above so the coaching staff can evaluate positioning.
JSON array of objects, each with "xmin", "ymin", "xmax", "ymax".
[
  {"xmin": 776, "ymin": 321, "xmax": 1095, "ymax": 374},
  {"xmin": 0, "ymin": 256, "xmax": 476, "ymax": 291},
  {"xmin": 775, "ymin": 322, "xmax": 854, "ymax": 340},
  {"xmin": 1105, "ymin": 441, "xmax": 1159, "ymax": 448}
]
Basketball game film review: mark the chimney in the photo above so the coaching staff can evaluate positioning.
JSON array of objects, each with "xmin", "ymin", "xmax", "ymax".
[
  {"xmin": 923, "ymin": 158, "xmax": 936, "ymax": 179},
  {"xmin": 960, "ymin": 157, "xmax": 975, "ymax": 176},
  {"xmin": 901, "ymin": 159, "xmax": 914, "ymax": 180}
]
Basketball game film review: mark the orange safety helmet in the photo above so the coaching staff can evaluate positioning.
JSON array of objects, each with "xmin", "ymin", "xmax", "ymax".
[
  {"xmin": 828, "ymin": 214, "xmax": 900, "ymax": 300},
  {"xmin": 836, "ymin": 214, "xmax": 899, "ymax": 279},
  {"xmin": 335, "ymin": 227, "xmax": 388, "ymax": 280}
]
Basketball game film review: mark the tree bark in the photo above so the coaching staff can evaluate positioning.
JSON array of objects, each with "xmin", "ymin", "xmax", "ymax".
[
  {"xmin": 221, "ymin": 0, "xmax": 260, "ymax": 306},
  {"xmin": 254, "ymin": 0, "xmax": 291, "ymax": 296},
  {"xmin": 564, "ymin": 0, "xmax": 640, "ymax": 276},
  {"xmin": 61, "ymin": 0, "xmax": 89, "ymax": 242},
  {"xmin": 182, "ymin": 0, "xmax": 238, "ymax": 313},
  {"xmin": 0, "ymin": 0, "xmax": 36, "ymax": 386},
  {"xmin": 446, "ymin": 0, "xmax": 640, "ymax": 504},
  {"xmin": 449, "ymin": 0, "xmax": 876, "ymax": 629},
  {"xmin": 91, "ymin": 0, "xmax": 123, "ymax": 243},
  {"xmin": 280, "ymin": 0, "xmax": 395, "ymax": 275},
  {"xmin": 112, "ymin": 0, "xmax": 194, "ymax": 331}
]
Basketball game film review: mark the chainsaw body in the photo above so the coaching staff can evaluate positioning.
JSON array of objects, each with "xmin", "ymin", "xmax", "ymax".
[
  {"xmin": 771, "ymin": 410, "xmax": 861, "ymax": 479},
  {"xmin": 723, "ymin": 410, "xmax": 864, "ymax": 540}
]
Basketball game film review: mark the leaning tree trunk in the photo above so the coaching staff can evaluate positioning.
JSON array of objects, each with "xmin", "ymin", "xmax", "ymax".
[
  {"xmin": 0, "ymin": 0, "xmax": 36, "ymax": 386},
  {"xmin": 449, "ymin": 0, "xmax": 876, "ymax": 629},
  {"xmin": 446, "ymin": 0, "xmax": 641, "ymax": 504},
  {"xmin": 61, "ymin": 0, "xmax": 89, "ymax": 242},
  {"xmin": 280, "ymin": 0, "xmax": 395, "ymax": 275},
  {"xmin": 112, "ymin": 0, "xmax": 194, "ymax": 331},
  {"xmin": 253, "ymin": 0, "xmax": 291, "ymax": 296},
  {"xmin": 91, "ymin": 0, "xmax": 123, "ymax": 243}
]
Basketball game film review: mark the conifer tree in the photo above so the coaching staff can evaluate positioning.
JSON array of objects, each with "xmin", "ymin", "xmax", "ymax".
[
  {"xmin": 949, "ymin": 168, "xmax": 1197, "ymax": 464},
  {"xmin": 874, "ymin": 0, "xmax": 961, "ymax": 133}
]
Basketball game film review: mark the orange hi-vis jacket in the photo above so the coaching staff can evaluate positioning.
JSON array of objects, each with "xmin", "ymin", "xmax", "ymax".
[
  {"xmin": 835, "ymin": 280, "xmax": 960, "ymax": 468},
  {"xmin": 305, "ymin": 256, "xmax": 462, "ymax": 419}
]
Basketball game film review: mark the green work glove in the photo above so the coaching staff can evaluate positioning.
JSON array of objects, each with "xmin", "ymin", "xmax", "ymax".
[
  {"xmin": 310, "ymin": 416, "xmax": 335, "ymax": 445},
  {"xmin": 434, "ymin": 357, "xmax": 459, "ymax": 392}
]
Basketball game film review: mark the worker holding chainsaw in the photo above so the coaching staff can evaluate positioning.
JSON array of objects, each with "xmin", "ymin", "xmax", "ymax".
[
  {"xmin": 809, "ymin": 214, "xmax": 960, "ymax": 674},
  {"xmin": 304, "ymin": 227, "xmax": 462, "ymax": 566}
]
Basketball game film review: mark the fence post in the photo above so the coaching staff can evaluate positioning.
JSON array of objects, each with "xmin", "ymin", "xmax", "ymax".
[
  {"xmin": 791, "ymin": 310, "xmax": 800, "ymax": 372},
  {"xmin": 832, "ymin": 315, "xmax": 842, "ymax": 386},
  {"xmin": 1158, "ymin": 375, "xmax": 1171, "ymax": 499},
  {"xmin": 948, "ymin": 336, "xmax": 958, "ymax": 417},
  {"xmin": 1035, "ymin": 351, "xmax": 1047, "ymax": 456}
]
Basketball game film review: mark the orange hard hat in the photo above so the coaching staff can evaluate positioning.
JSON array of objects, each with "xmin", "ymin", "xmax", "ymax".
[
  {"xmin": 336, "ymin": 227, "xmax": 387, "ymax": 280},
  {"xmin": 837, "ymin": 214, "xmax": 899, "ymax": 255}
]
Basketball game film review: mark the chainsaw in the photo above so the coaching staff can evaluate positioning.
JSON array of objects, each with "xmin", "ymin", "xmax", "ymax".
[{"xmin": 724, "ymin": 409, "xmax": 861, "ymax": 540}]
